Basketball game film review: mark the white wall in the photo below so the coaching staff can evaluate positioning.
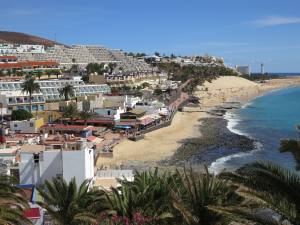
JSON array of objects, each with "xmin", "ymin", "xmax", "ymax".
[
  {"xmin": 19, "ymin": 151, "xmax": 63, "ymax": 185},
  {"xmin": 20, "ymin": 148, "xmax": 95, "ymax": 186},
  {"xmin": 19, "ymin": 153, "xmax": 40, "ymax": 185},
  {"xmin": 10, "ymin": 120, "xmax": 37, "ymax": 133},
  {"xmin": 62, "ymin": 148, "xmax": 94, "ymax": 187}
]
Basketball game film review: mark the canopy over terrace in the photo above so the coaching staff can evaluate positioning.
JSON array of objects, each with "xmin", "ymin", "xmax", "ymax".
[{"xmin": 114, "ymin": 121, "xmax": 139, "ymax": 130}]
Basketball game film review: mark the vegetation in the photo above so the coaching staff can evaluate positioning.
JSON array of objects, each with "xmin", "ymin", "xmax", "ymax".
[
  {"xmin": 0, "ymin": 161, "xmax": 291, "ymax": 224},
  {"xmin": 62, "ymin": 103, "xmax": 79, "ymax": 124},
  {"xmin": 59, "ymin": 84, "xmax": 75, "ymax": 101},
  {"xmin": 241, "ymin": 73, "xmax": 281, "ymax": 81},
  {"xmin": 37, "ymin": 177, "xmax": 108, "ymax": 225},
  {"xmin": 0, "ymin": 174, "xmax": 32, "ymax": 225},
  {"xmin": 159, "ymin": 62, "xmax": 238, "ymax": 83},
  {"xmin": 156, "ymin": 62, "xmax": 239, "ymax": 95},
  {"xmin": 110, "ymin": 86, "xmax": 143, "ymax": 98},
  {"xmin": 86, "ymin": 63, "xmax": 117, "ymax": 75},
  {"xmin": 221, "ymin": 161, "xmax": 300, "ymax": 225},
  {"xmin": 153, "ymin": 88, "xmax": 163, "ymax": 96},
  {"xmin": 79, "ymin": 110, "xmax": 93, "ymax": 125},
  {"xmin": 279, "ymin": 126, "xmax": 300, "ymax": 170},
  {"xmin": 21, "ymin": 76, "xmax": 41, "ymax": 114},
  {"xmin": 11, "ymin": 109, "xmax": 33, "ymax": 121},
  {"xmin": 125, "ymin": 52, "xmax": 146, "ymax": 58}
]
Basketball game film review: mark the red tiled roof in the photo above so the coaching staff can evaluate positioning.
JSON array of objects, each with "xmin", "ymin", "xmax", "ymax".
[
  {"xmin": 0, "ymin": 55, "xmax": 17, "ymax": 59},
  {"xmin": 87, "ymin": 135, "xmax": 96, "ymax": 142},
  {"xmin": 139, "ymin": 117, "xmax": 155, "ymax": 126},
  {"xmin": 0, "ymin": 60, "xmax": 59, "ymax": 69},
  {"xmin": 115, "ymin": 121, "xmax": 139, "ymax": 126},
  {"xmin": 75, "ymin": 119, "xmax": 114, "ymax": 125},
  {"xmin": 41, "ymin": 124, "xmax": 93, "ymax": 131},
  {"xmin": 23, "ymin": 208, "xmax": 40, "ymax": 219}
]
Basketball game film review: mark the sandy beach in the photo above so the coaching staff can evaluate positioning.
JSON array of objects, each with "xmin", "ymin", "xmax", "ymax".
[{"xmin": 97, "ymin": 76, "xmax": 300, "ymax": 168}]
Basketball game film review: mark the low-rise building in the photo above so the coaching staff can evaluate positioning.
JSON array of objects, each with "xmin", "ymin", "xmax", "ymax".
[
  {"xmin": 10, "ymin": 118, "xmax": 44, "ymax": 133},
  {"xmin": 94, "ymin": 96, "xmax": 126, "ymax": 120},
  {"xmin": 235, "ymin": 65, "xmax": 251, "ymax": 75},
  {"xmin": 40, "ymin": 124, "xmax": 94, "ymax": 137},
  {"xmin": 19, "ymin": 141, "xmax": 94, "ymax": 187},
  {"xmin": 120, "ymin": 108, "xmax": 146, "ymax": 121}
]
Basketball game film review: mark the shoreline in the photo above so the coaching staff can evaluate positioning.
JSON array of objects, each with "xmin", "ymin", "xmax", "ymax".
[{"xmin": 97, "ymin": 76, "xmax": 300, "ymax": 171}]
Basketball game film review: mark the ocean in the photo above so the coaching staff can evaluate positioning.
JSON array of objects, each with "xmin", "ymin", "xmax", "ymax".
[{"xmin": 209, "ymin": 86, "xmax": 300, "ymax": 174}]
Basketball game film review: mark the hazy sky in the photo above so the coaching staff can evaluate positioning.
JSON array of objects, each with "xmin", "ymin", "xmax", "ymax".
[{"xmin": 1, "ymin": 0, "xmax": 300, "ymax": 72}]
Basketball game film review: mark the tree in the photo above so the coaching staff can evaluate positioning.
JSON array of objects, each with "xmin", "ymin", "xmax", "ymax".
[
  {"xmin": 37, "ymin": 177, "xmax": 108, "ymax": 225},
  {"xmin": 154, "ymin": 52, "xmax": 160, "ymax": 57},
  {"xmin": 279, "ymin": 126, "xmax": 300, "ymax": 170},
  {"xmin": 104, "ymin": 169, "xmax": 175, "ymax": 224},
  {"xmin": 79, "ymin": 110, "xmax": 93, "ymax": 125},
  {"xmin": 107, "ymin": 63, "xmax": 117, "ymax": 74},
  {"xmin": 153, "ymin": 88, "xmax": 163, "ymax": 96},
  {"xmin": 0, "ymin": 174, "xmax": 32, "ymax": 225},
  {"xmin": 86, "ymin": 63, "xmax": 105, "ymax": 75},
  {"xmin": 220, "ymin": 161, "xmax": 300, "ymax": 225},
  {"xmin": 172, "ymin": 167, "xmax": 243, "ymax": 225},
  {"xmin": 59, "ymin": 84, "xmax": 75, "ymax": 101},
  {"xmin": 21, "ymin": 76, "xmax": 41, "ymax": 114},
  {"xmin": 62, "ymin": 103, "xmax": 79, "ymax": 124},
  {"xmin": 11, "ymin": 109, "xmax": 33, "ymax": 121},
  {"xmin": 36, "ymin": 71, "xmax": 42, "ymax": 80},
  {"xmin": 52, "ymin": 69, "xmax": 61, "ymax": 79},
  {"xmin": 141, "ymin": 82, "xmax": 150, "ymax": 89},
  {"xmin": 81, "ymin": 74, "xmax": 89, "ymax": 83}
]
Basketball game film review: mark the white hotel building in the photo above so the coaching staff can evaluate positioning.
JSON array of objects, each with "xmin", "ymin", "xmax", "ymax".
[{"xmin": 0, "ymin": 79, "xmax": 110, "ymax": 113}]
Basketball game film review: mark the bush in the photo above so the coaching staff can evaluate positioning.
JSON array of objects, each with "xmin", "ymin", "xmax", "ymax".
[{"xmin": 11, "ymin": 109, "xmax": 33, "ymax": 121}]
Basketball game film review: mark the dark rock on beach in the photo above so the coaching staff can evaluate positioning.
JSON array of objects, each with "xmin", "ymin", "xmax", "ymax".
[{"xmin": 161, "ymin": 117, "xmax": 255, "ymax": 167}]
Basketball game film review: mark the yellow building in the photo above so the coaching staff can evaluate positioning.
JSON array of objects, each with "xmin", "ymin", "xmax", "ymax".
[{"xmin": 36, "ymin": 111, "xmax": 63, "ymax": 123}]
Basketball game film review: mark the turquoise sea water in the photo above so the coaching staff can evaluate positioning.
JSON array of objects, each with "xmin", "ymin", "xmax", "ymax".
[{"xmin": 209, "ymin": 86, "xmax": 300, "ymax": 174}]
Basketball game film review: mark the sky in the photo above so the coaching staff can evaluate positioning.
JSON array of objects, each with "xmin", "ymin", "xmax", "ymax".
[{"xmin": 1, "ymin": 0, "xmax": 300, "ymax": 72}]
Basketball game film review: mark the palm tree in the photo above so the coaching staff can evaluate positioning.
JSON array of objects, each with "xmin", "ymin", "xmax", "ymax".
[
  {"xmin": 59, "ymin": 84, "xmax": 75, "ymax": 101},
  {"xmin": 79, "ymin": 110, "xmax": 93, "ymax": 125},
  {"xmin": 62, "ymin": 103, "xmax": 78, "ymax": 124},
  {"xmin": 21, "ymin": 76, "xmax": 41, "ymax": 114},
  {"xmin": 220, "ymin": 161, "xmax": 300, "ymax": 225},
  {"xmin": 37, "ymin": 177, "xmax": 108, "ymax": 225},
  {"xmin": 104, "ymin": 169, "xmax": 175, "ymax": 224},
  {"xmin": 0, "ymin": 175, "xmax": 32, "ymax": 225},
  {"xmin": 107, "ymin": 63, "xmax": 117, "ymax": 74},
  {"xmin": 171, "ymin": 167, "xmax": 243, "ymax": 225}
]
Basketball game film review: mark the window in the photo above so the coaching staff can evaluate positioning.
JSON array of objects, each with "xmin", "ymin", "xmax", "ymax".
[
  {"xmin": 30, "ymin": 123, "xmax": 34, "ymax": 127},
  {"xmin": 14, "ymin": 124, "xmax": 17, "ymax": 128},
  {"xmin": 107, "ymin": 110, "xmax": 110, "ymax": 115}
]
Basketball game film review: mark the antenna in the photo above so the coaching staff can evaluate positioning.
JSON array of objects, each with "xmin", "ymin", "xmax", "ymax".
[{"xmin": 54, "ymin": 33, "xmax": 57, "ymax": 42}]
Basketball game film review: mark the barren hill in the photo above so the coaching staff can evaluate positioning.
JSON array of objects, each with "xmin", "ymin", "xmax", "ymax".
[{"xmin": 0, "ymin": 31, "xmax": 62, "ymax": 47}]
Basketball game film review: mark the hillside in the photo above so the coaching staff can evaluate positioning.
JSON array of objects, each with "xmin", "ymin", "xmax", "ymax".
[{"xmin": 0, "ymin": 31, "xmax": 62, "ymax": 47}]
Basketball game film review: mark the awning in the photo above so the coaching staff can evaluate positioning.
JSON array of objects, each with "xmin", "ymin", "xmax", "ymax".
[
  {"xmin": 115, "ymin": 121, "xmax": 138, "ymax": 126},
  {"xmin": 139, "ymin": 117, "xmax": 155, "ymax": 126},
  {"xmin": 87, "ymin": 135, "xmax": 103, "ymax": 143},
  {"xmin": 114, "ymin": 125, "xmax": 132, "ymax": 129},
  {"xmin": 23, "ymin": 207, "xmax": 40, "ymax": 219}
]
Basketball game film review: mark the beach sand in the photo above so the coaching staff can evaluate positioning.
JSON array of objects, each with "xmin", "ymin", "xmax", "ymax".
[{"xmin": 97, "ymin": 76, "xmax": 300, "ymax": 168}]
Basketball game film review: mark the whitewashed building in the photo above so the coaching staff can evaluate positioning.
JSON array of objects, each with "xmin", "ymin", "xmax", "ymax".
[
  {"xmin": 10, "ymin": 118, "xmax": 44, "ymax": 133},
  {"xmin": 19, "ymin": 142, "xmax": 94, "ymax": 187}
]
